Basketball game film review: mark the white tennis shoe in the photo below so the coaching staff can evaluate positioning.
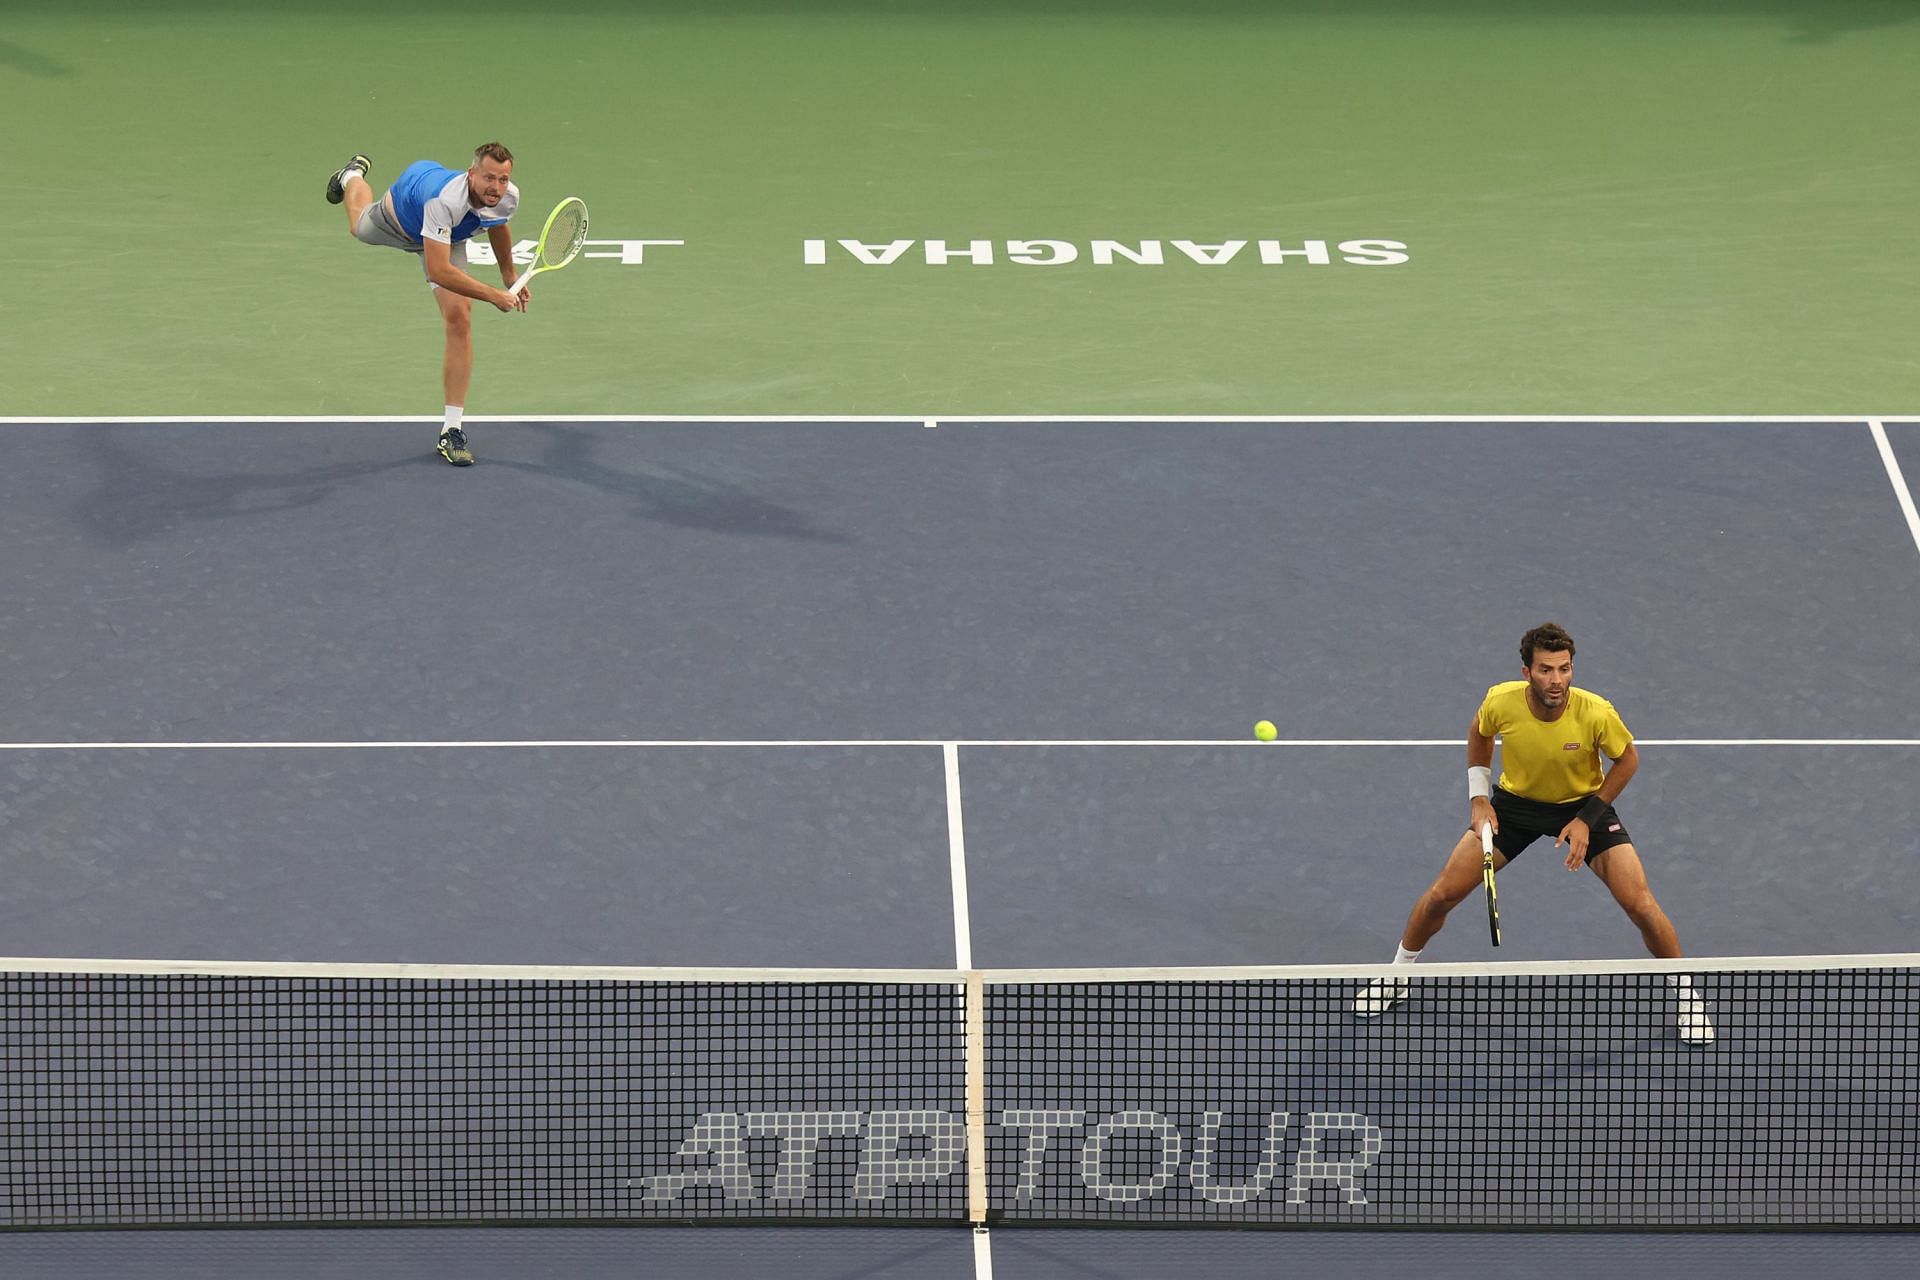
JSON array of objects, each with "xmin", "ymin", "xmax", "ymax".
[
  {"xmin": 1676, "ymin": 986, "xmax": 1716, "ymax": 1046},
  {"xmin": 1353, "ymin": 976, "xmax": 1409, "ymax": 1018}
]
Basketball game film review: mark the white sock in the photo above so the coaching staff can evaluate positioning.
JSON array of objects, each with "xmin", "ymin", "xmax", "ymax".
[
  {"xmin": 442, "ymin": 406, "xmax": 463, "ymax": 434},
  {"xmin": 1393, "ymin": 944, "xmax": 1422, "ymax": 966}
]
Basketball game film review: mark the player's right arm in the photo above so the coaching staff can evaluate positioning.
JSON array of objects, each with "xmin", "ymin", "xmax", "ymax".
[
  {"xmin": 423, "ymin": 239, "xmax": 521, "ymax": 311},
  {"xmin": 1467, "ymin": 715, "xmax": 1497, "ymax": 834}
]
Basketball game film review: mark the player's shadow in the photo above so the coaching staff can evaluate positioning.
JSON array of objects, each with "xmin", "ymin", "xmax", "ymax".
[
  {"xmin": 485, "ymin": 422, "xmax": 850, "ymax": 544},
  {"xmin": 0, "ymin": 41, "xmax": 71, "ymax": 76},
  {"xmin": 72, "ymin": 426, "xmax": 417, "ymax": 548}
]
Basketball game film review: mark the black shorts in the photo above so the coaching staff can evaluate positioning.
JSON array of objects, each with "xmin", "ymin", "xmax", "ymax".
[{"xmin": 1478, "ymin": 786, "xmax": 1633, "ymax": 866}]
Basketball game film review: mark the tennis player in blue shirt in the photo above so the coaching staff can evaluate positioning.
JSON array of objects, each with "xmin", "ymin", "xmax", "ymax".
[{"xmin": 325, "ymin": 144, "xmax": 526, "ymax": 466}]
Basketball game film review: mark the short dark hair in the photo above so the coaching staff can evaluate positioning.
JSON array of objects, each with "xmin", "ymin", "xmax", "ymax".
[
  {"xmin": 473, "ymin": 141, "xmax": 514, "ymax": 166},
  {"xmin": 1520, "ymin": 622, "xmax": 1576, "ymax": 667}
]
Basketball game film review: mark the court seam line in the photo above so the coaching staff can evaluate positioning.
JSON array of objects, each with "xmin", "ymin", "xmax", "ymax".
[
  {"xmin": 0, "ymin": 415, "xmax": 1905, "ymax": 425},
  {"xmin": 1869, "ymin": 420, "xmax": 1920, "ymax": 561},
  {"xmin": 2, "ymin": 738, "xmax": 1915, "ymax": 749}
]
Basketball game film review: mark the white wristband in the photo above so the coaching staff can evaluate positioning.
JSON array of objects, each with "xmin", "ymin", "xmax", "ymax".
[{"xmin": 1468, "ymin": 766, "xmax": 1492, "ymax": 800}]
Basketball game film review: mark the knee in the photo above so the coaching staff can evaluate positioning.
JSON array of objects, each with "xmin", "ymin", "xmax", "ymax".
[
  {"xmin": 1621, "ymin": 891, "xmax": 1659, "ymax": 925},
  {"xmin": 1422, "ymin": 881, "xmax": 1473, "ymax": 916},
  {"xmin": 443, "ymin": 311, "xmax": 472, "ymax": 342}
]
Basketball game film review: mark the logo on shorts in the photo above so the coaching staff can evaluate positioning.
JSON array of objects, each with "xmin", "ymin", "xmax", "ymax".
[{"xmin": 1608, "ymin": 824, "xmax": 1622, "ymax": 832}]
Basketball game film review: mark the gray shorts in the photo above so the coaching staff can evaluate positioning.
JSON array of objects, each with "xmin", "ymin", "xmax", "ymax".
[{"xmin": 354, "ymin": 197, "xmax": 467, "ymax": 287}]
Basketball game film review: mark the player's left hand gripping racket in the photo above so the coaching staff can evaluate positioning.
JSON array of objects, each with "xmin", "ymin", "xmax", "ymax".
[{"xmin": 1481, "ymin": 822, "xmax": 1502, "ymax": 947}]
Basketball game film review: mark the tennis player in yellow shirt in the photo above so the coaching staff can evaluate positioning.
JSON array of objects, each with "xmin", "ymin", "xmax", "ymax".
[{"xmin": 1356, "ymin": 622, "xmax": 1713, "ymax": 1044}]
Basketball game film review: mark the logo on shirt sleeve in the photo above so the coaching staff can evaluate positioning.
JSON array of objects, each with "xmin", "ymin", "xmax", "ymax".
[{"xmin": 1562, "ymin": 742, "xmax": 1582, "ymax": 750}]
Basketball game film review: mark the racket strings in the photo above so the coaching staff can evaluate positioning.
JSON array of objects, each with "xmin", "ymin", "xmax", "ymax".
[{"xmin": 541, "ymin": 201, "xmax": 588, "ymax": 269}]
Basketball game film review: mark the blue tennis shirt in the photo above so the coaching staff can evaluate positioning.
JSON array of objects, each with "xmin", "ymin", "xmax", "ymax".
[{"xmin": 388, "ymin": 161, "xmax": 520, "ymax": 244}]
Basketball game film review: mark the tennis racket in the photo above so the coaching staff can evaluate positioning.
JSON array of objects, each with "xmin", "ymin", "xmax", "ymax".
[
  {"xmin": 1480, "ymin": 822, "xmax": 1502, "ymax": 947},
  {"xmin": 509, "ymin": 196, "xmax": 589, "ymax": 297}
]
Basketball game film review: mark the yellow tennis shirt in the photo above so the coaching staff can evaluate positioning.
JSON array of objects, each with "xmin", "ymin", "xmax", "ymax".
[{"xmin": 1476, "ymin": 681, "xmax": 1633, "ymax": 804}]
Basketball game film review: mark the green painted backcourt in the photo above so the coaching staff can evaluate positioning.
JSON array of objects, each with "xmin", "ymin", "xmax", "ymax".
[{"xmin": 5, "ymin": 1, "xmax": 1915, "ymax": 416}]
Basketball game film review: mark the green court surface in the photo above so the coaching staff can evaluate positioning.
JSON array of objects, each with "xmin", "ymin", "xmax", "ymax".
[{"xmin": 5, "ymin": 0, "xmax": 1916, "ymax": 417}]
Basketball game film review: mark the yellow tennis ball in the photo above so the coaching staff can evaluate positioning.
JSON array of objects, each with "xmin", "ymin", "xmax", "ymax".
[{"xmin": 1253, "ymin": 720, "xmax": 1278, "ymax": 742}]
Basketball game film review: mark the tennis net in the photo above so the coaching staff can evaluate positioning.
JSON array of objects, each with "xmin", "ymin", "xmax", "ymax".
[{"xmin": 0, "ymin": 954, "xmax": 1914, "ymax": 1229}]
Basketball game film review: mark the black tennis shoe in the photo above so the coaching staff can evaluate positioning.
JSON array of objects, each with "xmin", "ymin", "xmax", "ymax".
[
  {"xmin": 325, "ymin": 154, "xmax": 371, "ymax": 205},
  {"xmin": 437, "ymin": 427, "xmax": 474, "ymax": 467}
]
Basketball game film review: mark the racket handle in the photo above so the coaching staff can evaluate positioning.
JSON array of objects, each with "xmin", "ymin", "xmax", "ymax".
[
  {"xmin": 1479, "ymin": 822, "xmax": 1494, "ymax": 856},
  {"xmin": 510, "ymin": 266, "xmax": 538, "ymax": 297}
]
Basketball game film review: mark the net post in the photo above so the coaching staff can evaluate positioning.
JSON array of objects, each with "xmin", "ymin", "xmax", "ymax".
[{"xmin": 965, "ymin": 968, "xmax": 988, "ymax": 1224}]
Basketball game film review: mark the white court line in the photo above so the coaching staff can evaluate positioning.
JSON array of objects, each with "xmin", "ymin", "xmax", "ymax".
[
  {"xmin": 868, "ymin": 415, "xmax": 1877, "ymax": 426},
  {"xmin": 0, "ymin": 414, "xmax": 1896, "ymax": 425},
  {"xmin": 944, "ymin": 743, "xmax": 974, "ymax": 970},
  {"xmin": 0, "ymin": 738, "xmax": 1915, "ymax": 750},
  {"xmin": 1870, "ymin": 420, "xmax": 1920, "ymax": 561},
  {"xmin": 973, "ymin": 1226, "xmax": 994, "ymax": 1280}
]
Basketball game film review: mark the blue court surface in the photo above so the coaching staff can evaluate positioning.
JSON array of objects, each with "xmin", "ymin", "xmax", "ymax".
[
  {"xmin": 2, "ymin": 417, "xmax": 1917, "ymax": 1276},
  {"xmin": 2, "ymin": 1227, "xmax": 1920, "ymax": 1280}
]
